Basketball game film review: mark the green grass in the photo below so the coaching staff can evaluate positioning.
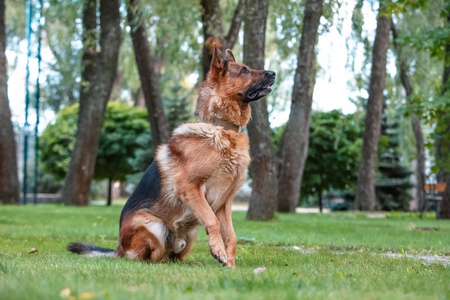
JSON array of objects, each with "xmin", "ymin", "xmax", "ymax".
[{"xmin": 0, "ymin": 205, "xmax": 449, "ymax": 300}]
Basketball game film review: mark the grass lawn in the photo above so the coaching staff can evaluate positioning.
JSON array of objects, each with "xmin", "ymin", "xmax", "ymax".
[{"xmin": 0, "ymin": 205, "xmax": 449, "ymax": 300}]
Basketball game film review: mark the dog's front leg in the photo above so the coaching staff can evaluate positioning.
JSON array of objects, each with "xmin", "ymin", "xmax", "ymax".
[
  {"xmin": 179, "ymin": 185, "xmax": 227, "ymax": 264},
  {"xmin": 216, "ymin": 201, "xmax": 237, "ymax": 268}
]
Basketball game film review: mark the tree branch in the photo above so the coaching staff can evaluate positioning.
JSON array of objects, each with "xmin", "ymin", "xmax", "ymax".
[
  {"xmin": 390, "ymin": 20, "xmax": 412, "ymax": 95},
  {"xmin": 224, "ymin": 0, "xmax": 245, "ymax": 49}
]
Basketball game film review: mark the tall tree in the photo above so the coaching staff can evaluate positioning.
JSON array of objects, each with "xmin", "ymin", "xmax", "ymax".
[
  {"xmin": 61, "ymin": 0, "xmax": 122, "ymax": 206},
  {"xmin": 200, "ymin": 0, "xmax": 245, "ymax": 79},
  {"xmin": 126, "ymin": 0, "xmax": 170, "ymax": 149},
  {"xmin": 243, "ymin": 0, "xmax": 277, "ymax": 221},
  {"xmin": 276, "ymin": 0, "xmax": 323, "ymax": 213},
  {"xmin": 0, "ymin": 0, "xmax": 20, "ymax": 204},
  {"xmin": 355, "ymin": 1, "xmax": 391, "ymax": 211},
  {"xmin": 391, "ymin": 20, "xmax": 426, "ymax": 211},
  {"xmin": 436, "ymin": 7, "xmax": 450, "ymax": 219}
]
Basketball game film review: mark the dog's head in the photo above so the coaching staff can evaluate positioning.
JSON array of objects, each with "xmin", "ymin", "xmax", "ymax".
[
  {"xmin": 196, "ymin": 46, "xmax": 276, "ymax": 128},
  {"xmin": 208, "ymin": 46, "xmax": 276, "ymax": 103}
]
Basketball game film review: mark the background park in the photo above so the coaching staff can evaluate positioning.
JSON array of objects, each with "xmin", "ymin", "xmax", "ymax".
[{"xmin": 0, "ymin": 0, "xmax": 449, "ymax": 299}]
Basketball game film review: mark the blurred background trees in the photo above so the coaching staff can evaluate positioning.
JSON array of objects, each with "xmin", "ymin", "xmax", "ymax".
[
  {"xmin": 0, "ymin": 0, "xmax": 449, "ymax": 218},
  {"xmin": 40, "ymin": 102, "xmax": 152, "ymax": 206}
]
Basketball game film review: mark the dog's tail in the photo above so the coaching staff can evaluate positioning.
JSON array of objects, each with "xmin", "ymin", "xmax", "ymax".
[{"xmin": 67, "ymin": 242, "xmax": 115, "ymax": 258}]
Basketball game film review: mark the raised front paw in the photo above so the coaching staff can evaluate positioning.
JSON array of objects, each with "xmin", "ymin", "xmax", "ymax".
[{"xmin": 209, "ymin": 239, "xmax": 227, "ymax": 264}]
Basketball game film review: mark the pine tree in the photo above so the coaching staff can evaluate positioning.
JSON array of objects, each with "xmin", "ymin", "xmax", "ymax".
[{"xmin": 375, "ymin": 108, "xmax": 413, "ymax": 211}]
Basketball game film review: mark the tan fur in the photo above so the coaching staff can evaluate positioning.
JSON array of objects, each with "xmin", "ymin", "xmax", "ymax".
[{"xmin": 117, "ymin": 46, "xmax": 274, "ymax": 267}]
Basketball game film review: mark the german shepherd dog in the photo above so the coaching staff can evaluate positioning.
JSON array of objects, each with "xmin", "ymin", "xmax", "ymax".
[{"xmin": 67, "ymin": 46, "xmax": 275, "ymax": 268}]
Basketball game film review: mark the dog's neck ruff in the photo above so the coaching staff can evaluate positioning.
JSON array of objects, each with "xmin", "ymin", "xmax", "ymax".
[
  {"xmin": 205, "ymin": 116, "xmax": 241, "ymax": 133},
  {"xmin": 196, "ymin": 85, "xmax": 248, "ymax": 133}
]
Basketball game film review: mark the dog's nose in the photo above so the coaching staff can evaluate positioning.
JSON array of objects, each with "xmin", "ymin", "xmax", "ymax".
[{"xmin": 265, "ymin": 71, "xmax": 276, "ymax": 78}]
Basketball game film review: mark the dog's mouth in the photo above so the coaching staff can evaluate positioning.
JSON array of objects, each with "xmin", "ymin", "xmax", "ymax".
[{"xmin": 245, "ymin": 78, "xmax": 275, "ymax": 102}]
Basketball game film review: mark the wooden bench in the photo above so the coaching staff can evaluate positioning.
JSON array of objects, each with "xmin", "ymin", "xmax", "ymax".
[{"xmin": 423, "ymin": 183, "xmax": 446, "ymax": 212}]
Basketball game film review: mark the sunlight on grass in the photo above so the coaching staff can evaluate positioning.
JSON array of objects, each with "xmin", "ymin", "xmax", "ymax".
[{"xmin": 0, "ymin": 205, "xmax": 449, "ymax": 300}]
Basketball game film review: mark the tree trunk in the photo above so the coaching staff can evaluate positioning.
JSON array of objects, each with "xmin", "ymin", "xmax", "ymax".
[
  {"xmin": 0, "ymin": 0, "xmax": 20, "ymax": 204},
  {"xmin": 318, "ymin": 185, "xmax": 323, "ymax": 213},
  {"xmin": 411, "ymin": 115, "xmax": 426, "ymax": 210},
  {"xmin": 107, "ymin": 177, "xmax": 112, "ymax": 206},
  {"xmin": 79, "ymin": 0, "xmax": 97, "ymax": 105},
  {"xmin": 390, "ymin": 21, "xmax": 426, "ymax": 211},
  {"xmin": 135, "ymin": 86, "xmax": 145, "ymax": 107},
  {"xmin": 276, "ymin": 0, "xmax": 322, "ymax": 213},
  {"xmin": 62, "ymin": 0, "xmax": 121, "ymax": 206},
  {"xmin": 200, "ymin": 0, "xmax": 244, "ymax": 79},
  {"xmin": 354, "ymin": 1, "xmax": 391, "ymax": 211},
  {"xmin": 126, "ymin": 0, "xmax": 170, "ymax": 149},
  {"xmin": 243, "ymin": 0, "xmax": 277, "ymax": 221},
  {"xmin": 436, "ymin": 11, "xmax": 450, "ymax": 219}
]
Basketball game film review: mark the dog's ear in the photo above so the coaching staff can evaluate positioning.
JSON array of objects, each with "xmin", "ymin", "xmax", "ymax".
[
  {"xmin": 211, "ymin": 44, "xmax": 225, "ymax": 70},
  {"xmin": 225, "ymin": 49, "xmax": 236, "ymax": 63}
]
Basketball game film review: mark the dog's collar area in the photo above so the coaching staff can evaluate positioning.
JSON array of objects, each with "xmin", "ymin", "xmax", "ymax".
[{"xmin": 207, "ymin": 117, "xmax": 241, "ymax": 133}]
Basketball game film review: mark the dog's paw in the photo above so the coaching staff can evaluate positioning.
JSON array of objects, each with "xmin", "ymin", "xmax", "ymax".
[
  {"xmin": 224, "ymin": 259, "xmax": 235, "ymax": 268},
  {"xmin": 223, "ymin": 256, "xmax": 236, "ymax": 269},
  {"xmin": 209, "ymin": 243, "xmax": 227, "ymax": 264}
]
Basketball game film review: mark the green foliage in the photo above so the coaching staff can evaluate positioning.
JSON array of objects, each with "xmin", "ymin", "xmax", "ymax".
[
  {"xmin": 43, "ymin": 0, "xmax": 83, "ymax": 110},
  {"xmin": 393, "ymin": 0, "xmax": 450, "ymax": 175},
  {"xmin": 5, "ymin": 0, "xmax": 26, "ymax": 49},
  {"xmin": 387, "ymin": 0, "xmax": 429, "ymax": 14},
  {"xmin": 40, "ymin": 104, "xmax": 79, "ymax": 180},
  {"xmin": 1, "ymin": 206, "xmax": 449, "ymax": 299},
  {"xmin": 348, "ymin": 0, "xmax": 373, "ymax": 95},
  {"xmin": 402, "ymin": 22, "xmax": 450, "ymax": 62},
  {"xmin": 95, "ymin": 102, "xmax": 152, "ymax": 181},
  {"xmin": 274, "ymin": 110, "xmax": 363, "ymax": 203},
  {"xmin": 40, "ymin": 102, "xmax": 152, "ymax": 182},
  {"xmin": 164, "ymin": 84, "xmax": 196, "ymax": 130},
  {"xmin": 301, "ymin": 110, "xmax": 363, "ymax": 200}
]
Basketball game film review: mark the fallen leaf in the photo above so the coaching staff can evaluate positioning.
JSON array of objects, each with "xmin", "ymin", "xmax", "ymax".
[
  {"xmin": 78, "ymin": 292, "xmax": 99, "ymax": 299},
  {"xmin": 59, "ymin": 288, "xmax": 71, "ymax": 298},
  {"xmin": 253, "ymin": 267, "xmax": 266, "ymax": 274},
  {"xmin": 28, "ymin": 248, "xmax": 38, "ymax": 254}
]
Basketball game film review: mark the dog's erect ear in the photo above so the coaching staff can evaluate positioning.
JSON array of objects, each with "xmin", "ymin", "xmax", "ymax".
[
  {"xmin": 211, "ymin": 44, "xmax": 225, "ymax": 70},
  {"xmin": 225, "ymin": 49, "xmax": 236, "ymax": 63}
]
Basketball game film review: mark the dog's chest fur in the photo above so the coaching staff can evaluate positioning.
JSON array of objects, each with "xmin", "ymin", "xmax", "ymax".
[{"xmin": 155, "ymin": 123, "xmax": 250, "ymax": 232}]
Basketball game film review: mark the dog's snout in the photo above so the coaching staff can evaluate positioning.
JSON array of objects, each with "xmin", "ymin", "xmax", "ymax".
[{"xmin": 265, "ymin": 71, "xmax": 276, "ymax": 78}]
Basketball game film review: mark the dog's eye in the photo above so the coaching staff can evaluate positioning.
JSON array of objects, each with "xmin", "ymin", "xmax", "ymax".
[{"xmin": 241, "ymin": 67, "xmax": 250, "ymax": 74}]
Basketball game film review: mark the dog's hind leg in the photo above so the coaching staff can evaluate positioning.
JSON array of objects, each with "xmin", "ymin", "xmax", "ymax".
[{"xmin": 118, "ymin": 215, "xmax": 169, "ymax": 262}]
